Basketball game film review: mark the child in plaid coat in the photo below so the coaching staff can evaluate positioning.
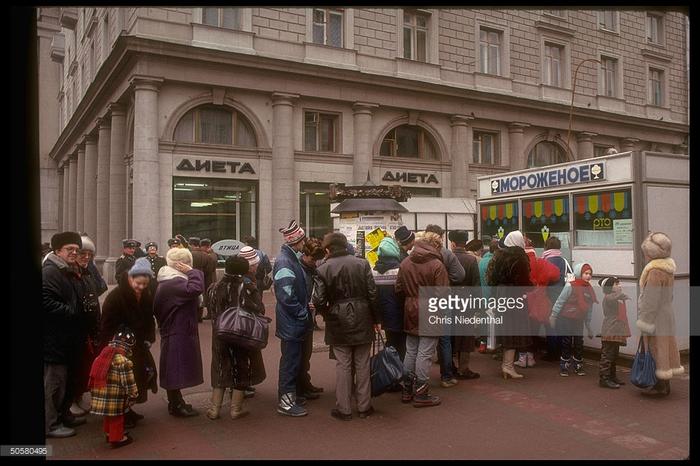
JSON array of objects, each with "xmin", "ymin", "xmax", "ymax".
[{"xmin": 89, "ymin": 326, "xmax": 139, "ymax": 448}]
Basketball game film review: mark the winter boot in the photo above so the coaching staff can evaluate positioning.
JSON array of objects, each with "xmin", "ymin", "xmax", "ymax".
[
  {"xmin": 573, "ymin": 358, "xmax": 586, "ymax": 376},
  {"xmin": 412, "ymin": 381, "xmax": 441, "ymax": 408},
  {"xmin": 610, "ymin": 362, "xmax": 625, "ymax": 385},
  {"xmin": 206, "ymin": 388, "xmax": 225, "ymax": 420},
  {"xmin": 598, "ymin": 377, "xmax": 620, "ymax": 389},
  {"xmin": 526, "ymin": 352, "xmax": 536, "ymax": 367},
  {"xmin": 230, "ymin": 389, "xmax": 249, "ymax": 419},
  {"xmin": 502, "ymin": 349, "xmax": 524, "ymax": 379},
  {"xmin": 277, "ymin": 393, "xmax": 307, "ymax": 417},
  {"xmin": 514, "ymin": 352, "xmax": 528, "ymax": 368},
  {"xmin": 559, "ymin": 357, "xmax": 571, "ymax": 377},
  {"xmin": 401, "ymin": 372, "xmax": 417, "ymax": 403}
]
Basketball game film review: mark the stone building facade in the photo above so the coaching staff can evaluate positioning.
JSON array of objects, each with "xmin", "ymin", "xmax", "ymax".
[{"xmin": 36, "ymin": 7, "xmax": 688, "ymax": 277}]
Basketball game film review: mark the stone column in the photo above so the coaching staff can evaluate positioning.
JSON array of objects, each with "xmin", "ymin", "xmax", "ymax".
[
  {"xmin": 621, "ymin": 137, "xmax": 640, "ymax": 154},
  {"xmin": 576, "ymin": 132, "xmax": 597, "ymax": 160},
  {"xmin": 352, "ymin": 102, "xmax": 379, "ymax": 184},
  {"xmin": 76, "ymin": 143, "xmax": 86, "ymax": 233},
  {"xmin": 106, "ymin": 103, "xmax": 127, "ymax": 282},
  {"xmin": 508, "ymin": 123, "xmax": 530, "ymax": 170},
  {"xmin": 130, "ymin": 76, "xmax": 163, "ymax": 245},
  {"xmin": 62, "ymin": 160, "xmax": 71, "ymax": 232},
  {"xmin": 270, "ymin": 92, "xmax": 299, "ymax": 256},
  {"xmin": 57, "ymin": 166, "xmax": 64, "ymax": 232},
  {"xmin": 450, "ymin": 115, "xmax": 474, "ymax": 198},
  {"xmin": 83, "ymin": 133, "xmax": 98, "ymax": 239},
  {"xmin": 96, "ymin": 117, "xmax": 111, "ymax": 264},
  {"xmin": 67, "ymin": 154, "xmax": 78, "ymax": 231}
]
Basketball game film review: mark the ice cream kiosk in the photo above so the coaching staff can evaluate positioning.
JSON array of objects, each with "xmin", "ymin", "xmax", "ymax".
[{"xmin": 476, "ymin": 151, "xmax": 689, "ymax": 356}]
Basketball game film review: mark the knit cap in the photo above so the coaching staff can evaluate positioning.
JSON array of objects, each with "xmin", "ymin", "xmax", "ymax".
[
  {"xmin": 279, "ymin": 220, "xmax": 306, "ymax": 245},
  {"xmin": 129, "ymin": 257, "xmax": 155, "ymax": 277},
  {"xmin": 239, "ymin": 246, "xmax": 260, "ymax": 266}
]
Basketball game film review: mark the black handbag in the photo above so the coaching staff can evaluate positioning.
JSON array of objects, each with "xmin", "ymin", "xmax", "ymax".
[
  {"xmin": 214, "ymin": 282, "xmax": 272, "ymax": 351},
  {"xmin": 370, "ymin": 331, "xmax": 404, "ymax": 397}
]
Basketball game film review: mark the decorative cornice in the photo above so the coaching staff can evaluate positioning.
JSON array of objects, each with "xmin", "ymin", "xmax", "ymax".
[
  {"xmin": 271, "ymin": 92, "xmax": 300, "ymax": 106},
  {"xmin": 129, "ymin": 75, "xmax": 164, "ymax": 92},
  {"xmin": 450, "ymin": 115, "xmax": 474, "ymax": 126},
  {"xmin": 534, "ymin": 20, "xmax": 576, "ymax": 38},
  {"xmin": 108, "ymin": 102, "xmax": 126, "ymax": 116},
  {"xmin": 352, "ymin": 102, "xmax": 379, "ymax": 114},
  {"xmin": 640, "ymin": 48, "xmax": 673, "ymax": 63}
]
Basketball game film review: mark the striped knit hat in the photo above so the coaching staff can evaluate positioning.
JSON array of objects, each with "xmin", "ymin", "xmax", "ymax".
[
  {"xmin": 279, "ymin": 220, "xmax": 306, "ymax": 245},
  {"xmin": 239, "ymin": 246, "xmax": 260, "ymax": 266}
]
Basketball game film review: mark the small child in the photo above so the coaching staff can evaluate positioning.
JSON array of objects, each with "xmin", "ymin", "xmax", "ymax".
[
  {"xmin": 88, "ymin": 326, "xmax": 139, "ymax": 448},
  {"xmin": 550, "ymin": 263, "xmax": 598, "ymax": 377},
  {"xmin": 597, "ymin": 276, "xmax": 631, "ymax": 389}
]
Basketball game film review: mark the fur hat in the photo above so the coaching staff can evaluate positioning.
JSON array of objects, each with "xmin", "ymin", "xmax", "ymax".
[
  {"xmin": 79, "ymin": 234, "xmax": 96, "ymax": 253},
  {"xmin": 448, "ymin": 230, "xmax": 469, "ymax": 244},
  {"xmin": 394, "ymin": 226, "xmax": 415, "ymax": 246},
  {"xmin": 225, "ymin": 255, "xmax": 249, "ymax": 276},
  {"xmin": 598, "ymin": 276, "xmax": 619, "ymax": 294},
  {"xmin": 129, "ymin": 257, "xmax": 155, "ymax": 278},
  {"xmin": 279, "ymin": 220, "xmax": 306, "ymax": 245},
  {"xmin": 239, "ymin": 246, "xmax": 260, "ymax": 267},
  {"xmin": 166, "ymin": 247, "xmax": 193, "ymax": 267},
  {"xmin": 641, "ymin": 232, "xmax": 672, "ymax": 259},
  {"xmin": 51, "ymin": 231, "xmax": 82, "ymax": 251}
]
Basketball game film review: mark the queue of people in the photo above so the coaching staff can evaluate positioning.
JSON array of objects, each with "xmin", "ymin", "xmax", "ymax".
[{"xmin": 43, "ymin": 222, "xmax": 684, "ymax": 445}]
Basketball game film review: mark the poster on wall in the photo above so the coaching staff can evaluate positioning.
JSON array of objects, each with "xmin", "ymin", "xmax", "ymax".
[
  {"xmin": 337, "ymin": 212, "xmax": 403, "ymax": 265},
  {"xmin": 613, "ymin": 219, "xmax": 633, "ymax": 245}
]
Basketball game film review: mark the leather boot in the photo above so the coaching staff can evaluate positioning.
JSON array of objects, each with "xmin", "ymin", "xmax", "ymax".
[
  {"xmin": 502, "ymin": 349, "xmax": 524, "ymax": 379},
  {"xmin": 412, "ymin": 381, "xmax": 441, "ymax": 407},
  {"xmin": 610, "ymin": 362, "xmax": 625, "ymax": 385},
  {"xmin": 642, "ymin": 379, "xmax": 669, "ymax": 397},
  {"xmin": 230, "ymin": 389, "xmax": 249, "ymax": 419},
  {"xmin": 401, "ymin": 372, "xmax": 416, "ymax": 403},
  {"xmin": 206, "ymin": 388, "xmax": 225, "ymax": 420},
  {"xmin": 599, "ymin": 376, "xmax": 621, "ymax": 389}
]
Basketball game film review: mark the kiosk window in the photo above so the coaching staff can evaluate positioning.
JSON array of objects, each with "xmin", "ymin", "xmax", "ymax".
[
  {"xmin": 480, "ymin": 201, "xmax": 519, "ymax": 243},
  {"xmin": 574, "ymin": 189, "xmax": 632, "ymax": 247},
  {"xmin": 521, "ymin": 196, "xmax": 571, "ymax": 258}
]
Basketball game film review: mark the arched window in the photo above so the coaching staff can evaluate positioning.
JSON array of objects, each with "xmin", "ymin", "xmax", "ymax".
[
  {"xmin": 174, "ymin": 104, "xmax": 257, "ymax": 147},
  {"xmin": 380, "ymin": 124, "xmax": 439, "ymax": 160},
  {"xmin": 527, "ymin": 141, "xmax": 567, "ymax": 168}
]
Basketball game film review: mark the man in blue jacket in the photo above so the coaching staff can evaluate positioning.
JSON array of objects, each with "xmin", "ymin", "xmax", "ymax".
[{"xmin": 274, "ymin": 220, "xmax": 311, "ymax": 417}]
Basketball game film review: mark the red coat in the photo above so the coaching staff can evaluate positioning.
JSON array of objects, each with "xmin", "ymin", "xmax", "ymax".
[{"xmin": 526, "ymin": 251, "xmax": 561, "ymax": 323}]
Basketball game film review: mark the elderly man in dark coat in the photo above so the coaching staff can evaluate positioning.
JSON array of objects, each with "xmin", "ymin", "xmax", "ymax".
[
  {"xmin": 154, "ymin": 247, "xmax": 205, "ymax": 417},
  {"xmin": 313, "ymin": 233, "xmax": 381, "ymax": 421}
]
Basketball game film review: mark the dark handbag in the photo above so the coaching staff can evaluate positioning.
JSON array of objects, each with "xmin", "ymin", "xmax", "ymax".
[
  {"xmin": 630, "ymin": 336, "xmax": 657, "ymax": 389},
  {"xmin": 370, "ymin": 331, "xmax": 404, "ymax": 397},
  {"xmin": 215, "ymin": 283, "xmax": 272, "ymax": 351},
  {"xmin": 144, "ymin": 345, "xmax": 158, "ymax": 394}
]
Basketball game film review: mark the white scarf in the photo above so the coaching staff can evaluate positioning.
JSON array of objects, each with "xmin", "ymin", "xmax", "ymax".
[{"xmin": 157, "ymin": 265, "xmax": 188, "ymax": 283}]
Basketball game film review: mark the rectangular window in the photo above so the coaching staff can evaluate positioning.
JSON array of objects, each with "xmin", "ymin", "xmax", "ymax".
[
  {"xmin": 203, "ymin": 8, "xmax": 241, "ymax": 30},
  {"xmin": 480, "ymin": 201, "xmax": 519, "ymax": 244},
  {"xmin": 173, "ymin": 177, "xmax": 258, "ymax": 244},
  {"xmin": 196, "ymin": 108, "xmax": 232, "ymax": 145},
  {"xmin": 574, "ymin": 190, "xmax": 632, "ymax": 247},
  {"xmin": 472, "ymin": 131, "xmax": 500, "ymax": 165},
  {"xmin": 304, "ymin": 111, "xmax": 339, "ymax": 152},
  {"xmin": 649, "ymin": 68, "xmax": 663, "ymax": 106},
  {"xmin": 544, "ymin": 43, "xmax": 563, "ymax": 87},
  {"xmin": 300, "ymin": 182, "xmax": 340, "ymax": 239},
  {"xmin": 403, "ymin": 10, "xmax": 429, "ymax": 62},
  {"xmin": 601, "ymin": 56, "xmax": 617, "ymax": 98},
  {"xmin": 647, "ymin": 13, "xmax": 663, "ymax": 44},
  {"xmin": 479, "ymin": 27, "xmax": 501, "ymax": 75},
  {"xmin": 599, "ymin": 11, "xmax": 618, "ymax": 31},
  {"xmin": 312, "ymin": 8, "xmax": 343, "ymax": 47},
  {"xmin": 521, "ymin": 196, "xmax": 572, "ymax": 258}
]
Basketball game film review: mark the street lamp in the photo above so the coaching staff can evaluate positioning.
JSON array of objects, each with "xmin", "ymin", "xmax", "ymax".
[{"xmin": 566, "ymin": 58, "xmax": 601, "ymax": 159}]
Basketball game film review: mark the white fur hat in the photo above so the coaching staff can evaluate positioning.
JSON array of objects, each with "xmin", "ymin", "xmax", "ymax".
[
  {"xmin": 79, "ymin": 234, "xmax": 96, "ymax": 253},
  {"xmin": 166, "ymin": 247, "xmax": 193, "ymax": 267},
  {"xmin": 641, "ymin": 232, "xmax": 672, "ymax": 260}
]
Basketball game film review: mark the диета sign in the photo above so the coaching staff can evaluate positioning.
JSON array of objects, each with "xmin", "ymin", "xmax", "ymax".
[{"xmin": 490, "ymin": 161, "xmax": 605, "ymax": 195}]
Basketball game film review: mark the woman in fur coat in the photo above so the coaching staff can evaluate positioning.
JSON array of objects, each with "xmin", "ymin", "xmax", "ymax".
[{"xmin": 636, "ymin": 232, "xmax": 684, "ymax": 396}]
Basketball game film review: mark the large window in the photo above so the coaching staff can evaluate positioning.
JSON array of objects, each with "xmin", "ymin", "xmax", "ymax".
[
  {"xmin": 479, "ymin": 27, "xmax": 501, "ymax": 75},
  {"xmin": 304, "ymin": 111, "xmax": 339, "ymax": 152},
  {"xmin": 300, "ymin": 182, "xmax": 338, "ymax": 239},
  {"xmin": 544, "ymin": 43, "xmax": 563, "ymax": 87},
  {"xmin": 174, "ymin": 105, "xmax": 256, "ymax": 147},
  {"xmin": 600, "ymin": 56, "xmax": 618, "ymax": 98},
  {"xmin": 647, "ymin": 13, "xmax": 664, "ymax": 45},
  {"xmin": 403, "ymin": 10, "xmax": 428, "ymax": 62},
  {"xmin": 599, "ymin": 11, "xmax": 619, "ymax": 32},
  {"xmin": 574, "ymin": 189, "xmax": 632, "ymax": 247},
  {"xmin": 173, "ymin": 177, "xmax": 257, "ymax": 243},
  {"xmin": 473, "ymin": 131, "xmax": 500, "ymax": 165},
  {"xmin": 203, "ymin": 7, "xmax": 242, "ymax": 30},
  {"xmin": 648, "ymin": 67, "xmax": 664, "ymax": 106},
  {"xmin": 521, "ymin": 196, "xmax": 571, "ymax": 259},
  {"xmin": 313, "ymin": 8, "xmax": 343, "ymax": 47},
  {"xmin": 380, "ymin": 125, "xmax": 439, "ymax": 160},
  {"xmin": 527, "ymin": 141, "xmax": 567, "ymax": 168},
  {"xmin": 480, "ymin": 201, "xmax": 519, "ymax": 243}
]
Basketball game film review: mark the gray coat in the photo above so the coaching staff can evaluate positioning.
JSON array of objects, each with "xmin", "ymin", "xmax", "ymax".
[
  {"xmin": 312, "ymin": 250, "xmax": 380, "ymax": 346},
  {"xmin": 441, "ymin": 247, "xmax": 466, "ymax": 285}
]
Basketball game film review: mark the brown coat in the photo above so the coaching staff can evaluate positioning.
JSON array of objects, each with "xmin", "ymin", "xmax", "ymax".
[
  {"xmin": 637, "ymin": 258, "xmax": 684, "ymax": 380},
  {"xmin": 600, "ymin": 291, "xmax": 631, "ymax": 345},
  {"xmin": 395, "ymin": 241, "xmax": 449, "ymax": 336}
]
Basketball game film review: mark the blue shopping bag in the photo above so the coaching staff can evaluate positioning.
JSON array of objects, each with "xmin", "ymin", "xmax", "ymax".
[
  {"xmin": 630, "ymin": 336, "xmax": 657, "ymax": 389},
  {"xmin": 370, "ymin": 331, "xmax": 404, "ymax": 397}
]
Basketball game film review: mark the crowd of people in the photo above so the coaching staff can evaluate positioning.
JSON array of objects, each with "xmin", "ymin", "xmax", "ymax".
[{"xmin": 42, "ymin": 221, "xmax": 684, "ymax": 447}]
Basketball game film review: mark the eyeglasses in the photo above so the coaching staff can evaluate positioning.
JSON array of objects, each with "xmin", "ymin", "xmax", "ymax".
[{"xmin": 61, "ymin": 246, "xmax": 79, "ymax": 253}]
